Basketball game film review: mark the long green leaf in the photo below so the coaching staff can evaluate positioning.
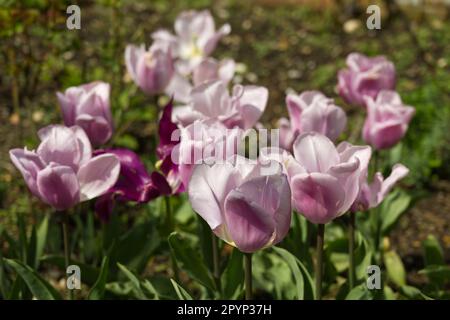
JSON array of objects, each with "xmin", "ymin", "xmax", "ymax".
[
  {"xmin": 222, "ymin": 248, "xmax": 243, "ymax": 299},
  {"xmin": 273, "ymin": 246, "xmax": 315, "ymax": 300},
  {"xmin": 384, "ymin": 250, "xmax": 406, "ymax": 287},
  {"xmin": 117, "ymin": 263, "xmax": 146, "ymax": 299},
  {"xmin": 35, "ymin": 215, "xmax": 49, "ymax": 268},
  {"xmin": 168, "ymin": 232, "xmax": 215, "ymax": 291},
  {"xmin": 170, "ymin": 279, "xmax": 193, "ymax": 300},
  {"xmin": 88, "ymin": 256, "xmax": 109, "ymax": 300},
  {"xmin": 5, "ymin": 259, "xmax": 61, "ymax": 300},
  {"xmin": 380, "ymin": 190, "xmax": 411, "ymax": 235}
]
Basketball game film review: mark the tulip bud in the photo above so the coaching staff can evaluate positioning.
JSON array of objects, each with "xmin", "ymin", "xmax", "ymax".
[
  {"xmin": 338, "ymin": 53, "xmax": 396, "ymax": 107},
  {"xmin": 57, "ymin": 81, "xmax": 113, "ymax": 146},
  {"xmin": 362, "ymin": 91, "xmax": 415, "ymax": 150}
]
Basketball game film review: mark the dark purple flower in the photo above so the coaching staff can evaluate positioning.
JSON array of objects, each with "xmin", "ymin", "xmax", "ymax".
[
  {"xmin": 157, "ymin": 99, "xmax": 184, "ymax": 193},
  {"xmin": 94, "ymin": 148, "xmax": 171, "ymax": 221}
]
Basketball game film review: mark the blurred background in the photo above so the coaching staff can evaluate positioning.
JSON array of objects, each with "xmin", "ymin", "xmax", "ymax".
[{"xmin": 1, "ymin": 0, "xmax": 449, "ymax": 297}]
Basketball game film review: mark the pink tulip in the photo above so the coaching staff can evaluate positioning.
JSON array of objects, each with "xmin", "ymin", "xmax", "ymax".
[
  {"xmin": 57, "ymin": 81, "xmax": 113, "ymax": 146},
  {"xmin": 279, "ymin": 91, "xmax": 347, "ymax": 150},
  {"xmin": 281, "ymin": 133, "xmax": 371, "ymax": 224},
  {"xmin": 9, "ymin": 125, "xmax": 120, "ymax": 211},
  {"xmin": 338, "ymin": 53, "xmax": 396, "ymax": 107},
  {"xmin": 188, "ymin": 156, "xmax": 291, "ymax": 253},
  {"xmin": 352, "ymin": 164, "xmax": 409, "ymax": 212},
  {"xmin": 165, "ymin": 57, "xmax": 235, "ymax": 104},
  {"xmin": 177, "ymin": 120, "xmax": 243, "ymax": 188},
  {"xmin": 362, "ymin": 90, "xmax": 415, "ymax": 150},
  {"xmin": 125, "ymin": 43, "xmax": 174, "ymax": 95},
  {"xmin": 152, "ymin": 10, "xmax": 230, "ymax": 75},
  {"xmin": 172, "ymin": 80, "xmax": 268, "ymax": 129}
]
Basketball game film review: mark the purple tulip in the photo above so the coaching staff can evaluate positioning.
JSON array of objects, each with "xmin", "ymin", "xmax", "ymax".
[
  {"xmin": 352, "ymin": 164, "xmax": 409, "ymax": 212},
  {"xmin": 152, "ymin": 10, "xmax": 230, "ymax": 75},
  {"xmin": 9, "ymin": 125, "xmax": 120, "ymax": 211},
  {"xmin": 172, "ymin": 80, "xmax": 268, "ymax": 129},
  {"xmin": 177, "ymin": 120, "xmax": 243, "ymax": 189},
  {"xmin": 362, "ymin": 90, "xmax": 415, "ymax": 150},
  {"xmin": 338, "ymin": 53, "xmax": 396, "ymax": 107},
  {"xmin": 157, "ymin": 100, "xmax": 184, "ymax": 193},
  {"xmin": 188, "ymin": 156, "xmax": 291, "ymax": 253},
  {"xmin": 278, "ymin": 91, "xmax": 347, "ymax": 150},
  {"xmin": 281, "ymin": 133, "xmax": 371, "ymax": 224},
  {"xmin": 56, "ymin": 81, "xmax": 113, "ymax": 146},
  {"xmin": 125, "ymin": 43, "xmax": 174, "ymax": 95},
  {"xmin": 94, "ymin": 149, "xmax": 171, "ymax": 221}
]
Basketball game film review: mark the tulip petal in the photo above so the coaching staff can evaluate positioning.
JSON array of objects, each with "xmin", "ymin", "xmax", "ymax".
[
  {"xmin": 224, "ymin": 187, "xmax": 275, "ymax": 253},
  {"xmin": 37, "ymin": 125, "xmax": 83, "ymax": 170},
  {"xmin": 75, "ymin": 114, "xmax": 112, "ymax": 146},
  {"xmin": 293, "ymin": 132, "xmax": 339, "ymax": 173},
  {"xmin": 77, "ymin": 153, "xmax": 120, "ymax": 201},
  {"xmin": 188, "ymin": 163, "xmax": 240, "ymax": 231},
  {"xmin": 372, "ymin": 163, "xmax": 409, "ymax": 207},
  {"xmin": 234, "ymin": 85, "xmax": 268, "ymax": 129},
  {"xmin": 36, "ymin": 164, "xmax": 80, "ymax": 211},
  {"xmin": 9, "ymin": 148, "xmax": 45, "ymax": 196},
  {"xmin": 70, "ymin": 125, "xmax": 93, "ymax": 166},
  {"xmin": 291, "ymin": 172, "xmax": 344, "ymax": 224}
]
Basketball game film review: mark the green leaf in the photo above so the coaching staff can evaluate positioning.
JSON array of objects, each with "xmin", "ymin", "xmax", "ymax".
[
  {"xmin": 272, "ymin": 246, "xmax": 315, "ymax": 300},
  {"xmin": 384, "ymin": 250, "xmax": 406, "ymax": 287},
  {"xmin": 222, "ymin": 248, "xmax": 243, "ymax": 299},
  {"xmin": 168, "ymin": 232, "xmax": 215, "ymax": 291},
  {"xmin": 419, "ymin": 265, "xmax": 450, "ymax": 284},
  {"xmin": 170, "ymin": 279, "xmax": 193, "ymax": 300},
  {"xmin": 422, "ymin": 235, "xmax": 444, "ymax": 266},
  {"xmin": 380, "ymin": 190, "xmax": 411, "ymax": 235},
  {"xmin": 88, "ymin": 256, "xmax": 109, "ymax": 300},
  {"xmin": 345, "ymin": 284, "xmax": 373, "ymax": 300},
  {"xmin": 109, "ymin": 221, "xmax": 161, "ymax": 274},
  {"xmin": 399, "ymin": 285, "xmax": 433, "ymax": 300},
  {"xmin": 35, "ymin": 215, "xmax": 49, "ymax": 268},
  {"xmin": 4, "ymin": 259, "xmax": 61, "ymax": 300},
  {"xmin": 26, "ymin": 226, "xmax": 37, "ymax": 269},
  {"xmin": 117, "ymin": 263, "xmax": 146, "ymax": 299}
]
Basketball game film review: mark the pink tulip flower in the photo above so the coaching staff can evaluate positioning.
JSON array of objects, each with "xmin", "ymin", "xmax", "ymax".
[
  {"xmin": 172, "ymin": 80, "xmax": 268, "ymax": 129},
  {"xmin": 352, "ymin": 164, "xmax": 409, "ymax": 212},
  {"xmin": 188, "ymin": 156, "xmax": 291, "ymax": 253},
  {"xmin": 152, "ymin": 10, "xmax": 230, "ymax": 75},
  {"xmin": 338, "ymin": 53, "xmax": 396, "ymax": 107},
  {"xmin": 165, "ymin": 57, "xmax": 236, "ymax": 104},
  {"xmin": 9, "ymin": 125, "xmax": 120, "ymax": 211},
  {"xmin": 282, "ymin": 132, "xmax": 371, "ymax": 224},
  {"xmin": 177, "ymin": 120, "xmax": 243, "ymax": 189},
  {"xmin": 125, "ymin": 43, "xmax": 174, "ymax": 95},
  {"xmin": 362, "ymin": 90, "xmax": 415, "ymax": 150},
  {"xmin": 57, "ymin": 81, "xmax": 113, "ymax": 146},
  {"xmin": 278, "ymin": 91, "xmax": 347, "ymax": 150}
]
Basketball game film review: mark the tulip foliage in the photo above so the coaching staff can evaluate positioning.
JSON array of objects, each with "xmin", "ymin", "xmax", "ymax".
[{"xmin": 6, "ymin": 8, "xmax": 446, "ymax": 302}]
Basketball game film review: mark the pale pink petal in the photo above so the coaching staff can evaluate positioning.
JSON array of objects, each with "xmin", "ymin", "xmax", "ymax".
[
  {"xmin": 77, "ymin": 153, "xmax": 120, "ymax": 201},
  {"xmin": 36, "ymin": 164, "xmax": 80, "ymax": 211},
  {"xmin": 292, "ymin": 132, "xmax": 339, "ymax": 173}
]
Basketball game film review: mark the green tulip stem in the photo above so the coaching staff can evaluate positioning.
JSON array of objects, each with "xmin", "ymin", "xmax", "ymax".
[
  {"xmin": 62, "ymin": 214, "xmax": 74, "ymax": 300},
  {"xmin": 315, "ymin": 223, "xmax": 325, "ymax": 300},
  {"xmin": 244, "ymin": 252, "xmax": 252, "ymax": 300},
  {"xmin": 165, "ymin": 196, "xmax": 179, "ymax": 281},
  {"xmin": 348, "ymin": 212, "xmax": 356, "ymax": 290},
  {"xmin": 211, "ymin": 233, "xmax": 222, "ymax": 295}
]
